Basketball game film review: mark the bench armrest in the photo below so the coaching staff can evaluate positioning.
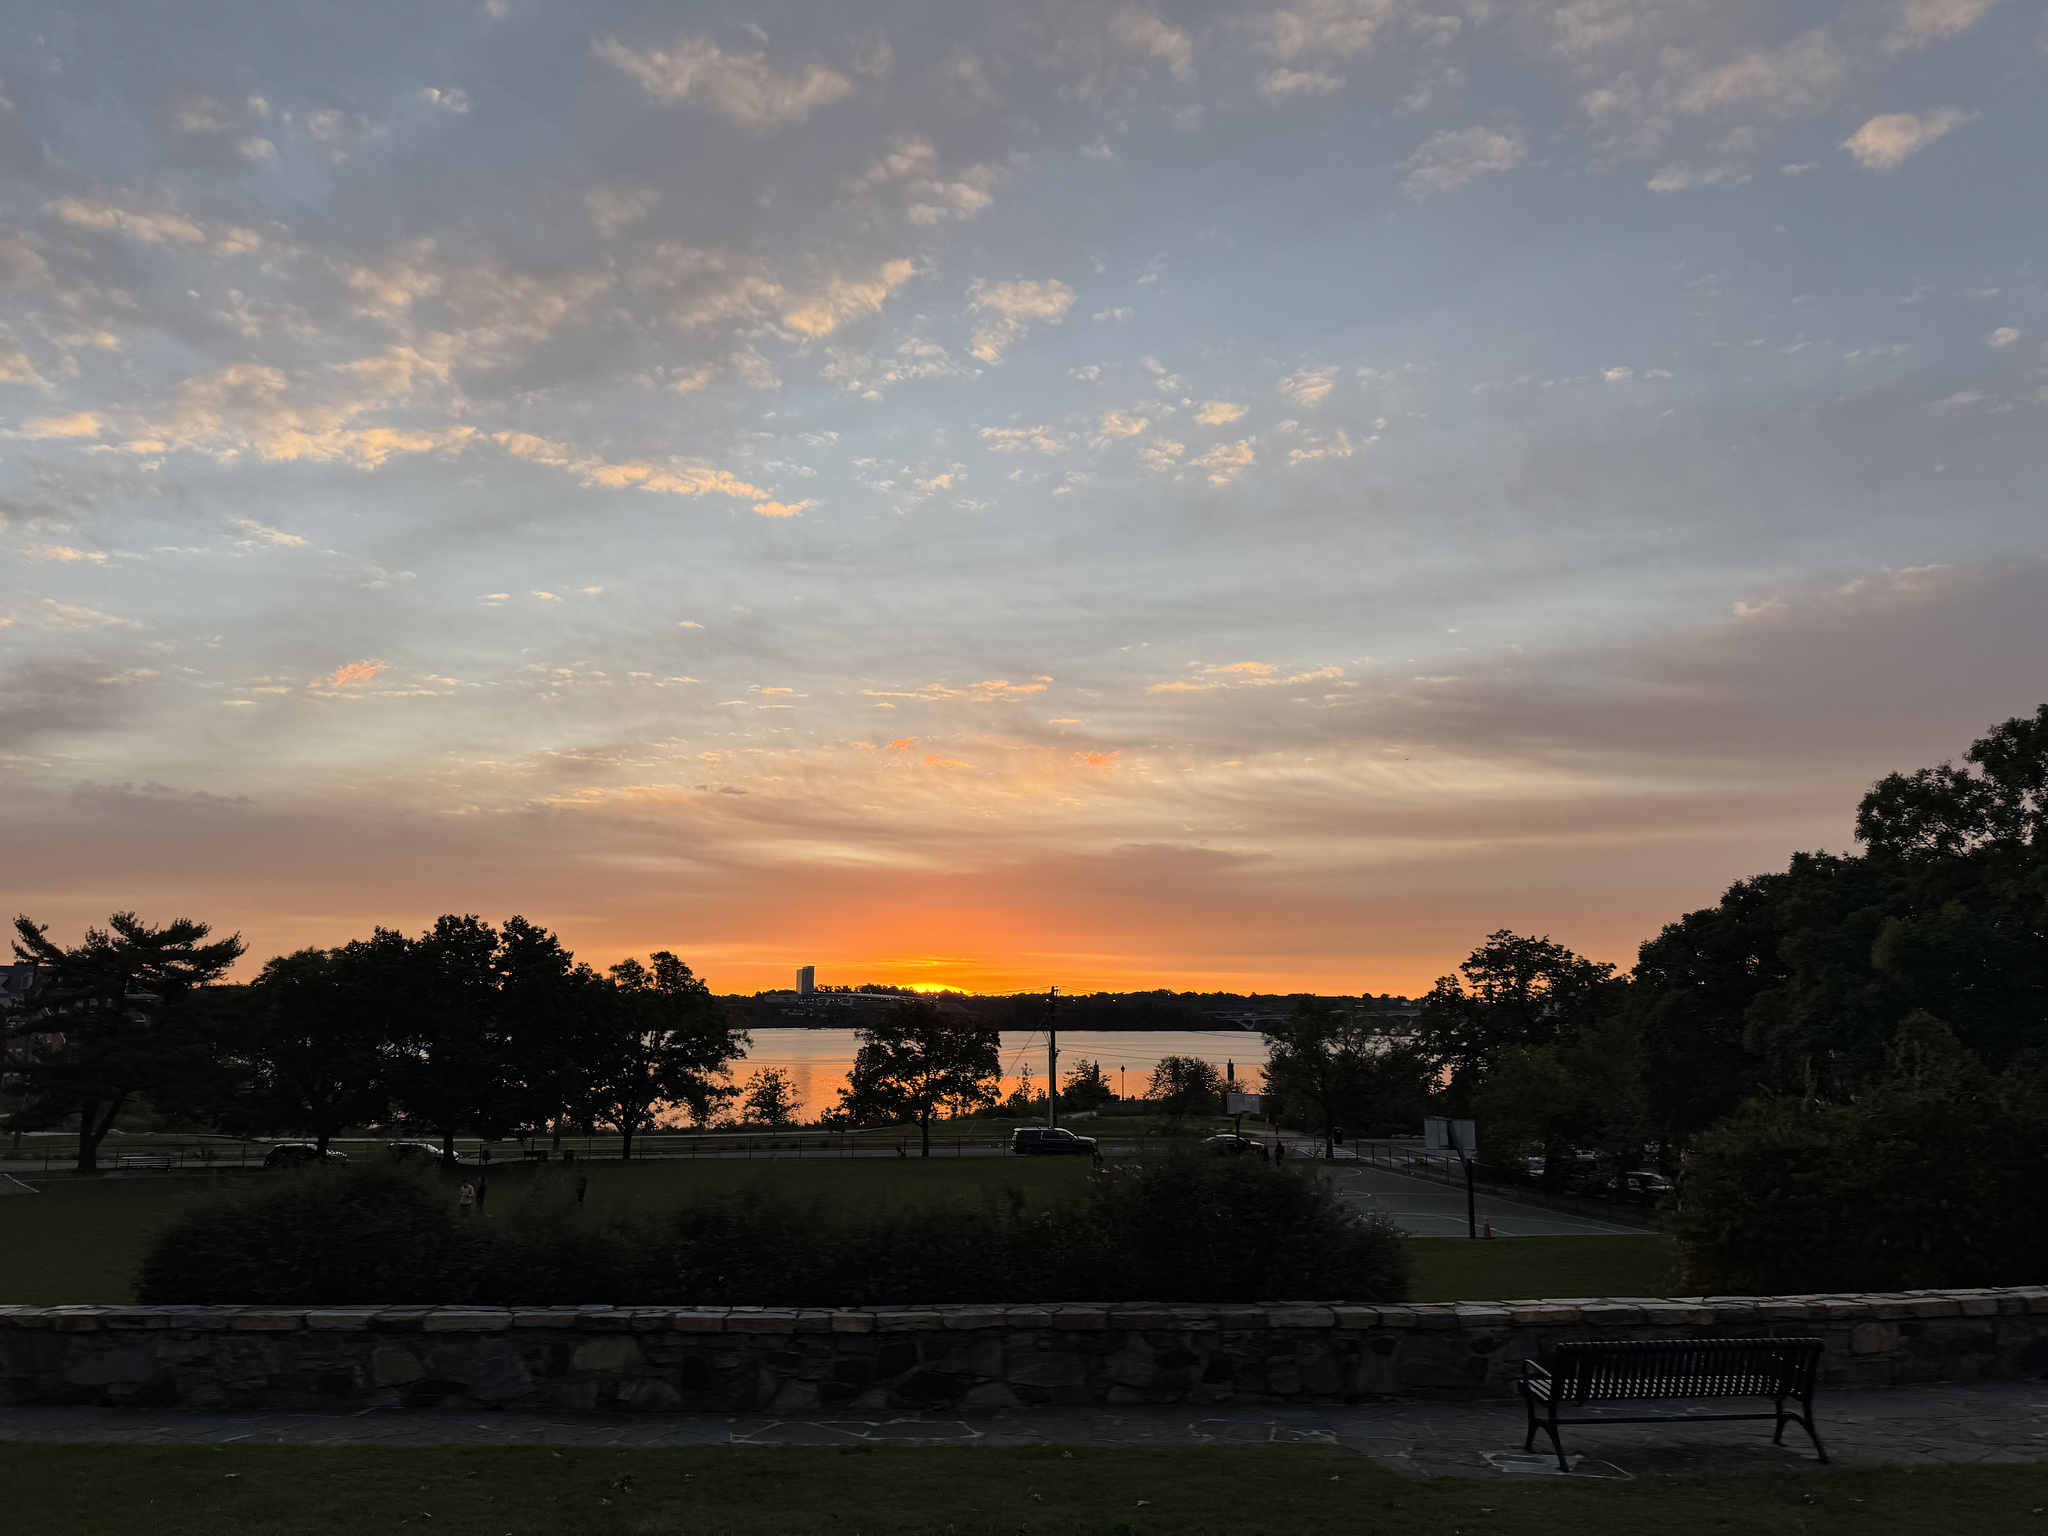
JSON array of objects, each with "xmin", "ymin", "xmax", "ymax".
[{"xmin": 1520, "ymin": 1359, "xmax": 1552, "ymax": 1384}]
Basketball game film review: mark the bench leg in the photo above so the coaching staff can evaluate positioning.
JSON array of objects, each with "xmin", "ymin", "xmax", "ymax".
[{"xmin": 1773, "ymin": 1397, "xmax": 1828, "ymax": 1463}]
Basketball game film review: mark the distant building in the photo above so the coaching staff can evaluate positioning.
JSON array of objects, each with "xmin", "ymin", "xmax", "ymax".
[{"xmin": 797, "ymin": 966, "xmax": 815, "ymax": 996}]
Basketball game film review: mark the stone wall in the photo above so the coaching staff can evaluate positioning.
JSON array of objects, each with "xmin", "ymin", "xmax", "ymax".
[{"xmin": 6, "ymin": 1290, "xmax": 2048, "ymax": 1414}]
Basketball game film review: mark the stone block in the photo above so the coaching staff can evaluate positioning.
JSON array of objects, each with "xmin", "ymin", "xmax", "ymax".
[
  {"xmin": 423, "ymin": 1310, "xmax": 513, "ymax": 1332},
  {"xmin": 1577, "ymin": 1304, "xmax": 1646, "ymax": 1326},
  {"xmin": 1169, "ymin": 1309, "xmax": 1219, "ymax": 1332},
  {"xmin": 371, "ymin": 1346, "xmax": 425, "ymax": 1386},
  {"xmin": 727, "ymin": 1311, "xmax": 802, "ymax": 1334},
  {"xmin": 1004, "ymin": 1307, "xmax": 1052, "ymax": 1328},
  {"xmin": 963, "ymin": 1380, "xmax": 1021, "ymax": 1408},
  {"xmin": 671, "ymin": 1310, "xmax": 727, "ymax": 1333},
  {"xmin": 828, "ymin": 1312, "xmax": 875, "ymax": 1334},
  {"xmin": 765, "ymin": 1379, "xmax": 819, "ymax": 1412},
  {"xmin": 229, "ymin": 1311, "xmax": 306, "ymax": 1331},
  {"xmin": 1850, "ymin": 1322, "xmax": 1900, "ymax": 1356},
  {"xmin": 1050, "ymin": 1309, "xmax": 1109, "ymax": 1331},
  {"xmin": 944, "ymin": 1309, "xmax": 1008, "ymax": 1330},
  {"xmin": 1505, "ymin": 1305, "xmax": 1579, "ymax": 1328},
  {"xmin": 572, "ymin": 1309, "xmax": 634, "ymax": 1331},
  {"xmin": 61, "ymin": 1345, "xmax": 160, "ymax": 1386},
  {"xmin": 1109, "ymin": 1308, "xmax": 1177, "ymax": 1330},
  {"xmin": 1104, "ymin": 1343, "xmax": 1158, "ymax": 1388},
  {"xmin": 102, "ymin": 1311, "xmax": 169, "ymax": 1331},
  {"xmin": 307, "ymin": 1311, "xmax": 382, "ymax": 1332},
  {"xmin": 1008, "ymin": 1353, "xmax": 1087, "ymax": 1388},
  {"xmin": 1267, "ymin": 1308, "xmax": 1335, "ymax": 1329},
  {"xmin": 617, "ymin": 1376, "xmax": 684, "ymax": 1409},
  {"xmin": 572, "ymin": 1335, "xmax": 647, "ymax": 1374},
  {"xmin": 426, "ymin": 1341, "xmax": 534, "ymax": 1402}
]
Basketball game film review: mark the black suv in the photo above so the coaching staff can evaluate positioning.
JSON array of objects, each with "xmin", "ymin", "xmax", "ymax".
[{"xmin": 1010, "ymin": 1126, "xmax": 1099, "ymax": 1157}]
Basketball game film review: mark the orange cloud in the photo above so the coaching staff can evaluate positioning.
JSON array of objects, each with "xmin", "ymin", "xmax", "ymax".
[
  {"xmin": 886, "ymin": 738, "xmax": 916, "ymax": 751},
  {"xmin": 332, "ymin": 659, "xmax": 389, "ymax": 686},
  {"xmin": 923, "ymin": 754, "xmax": 973, "ymax": 769},
  {"xmin": 1081, "ymin": 751, "xmax": 1120, "ymax": 771}
]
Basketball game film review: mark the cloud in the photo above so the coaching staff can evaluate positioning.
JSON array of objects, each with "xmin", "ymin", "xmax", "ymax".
[
  {"xmin": 419, "ymin": 87, "xmax": 470, "ymax": 113},
  {"xmin": 1195, "ymin": 400, "xmax": 1245, "ymax": 425},
  {"xmin": 755, "ymin": 500, "xmax": 814, "ymax": 517},
  {"xmin": 1403, "ymin": 126, "xmax": 1525, "ymax": 197},
  {"xmin": 863, "ymin": 679, "xmax": 1051, "ymax": 702},
  {"xmin": 494, "ymin": 431, "xmax": 774, "ymax": 503},
  {"xmin": 782, "ymin": 259, "xmax": 917, "ymax": 338},
  {"xmin": 1279, "ymin": 367, "xmax": 1338, "ymax": 407},
  {"xmin": 161, "ymin": 362, "xmax": 477, "ymax": 467},
  {"xmin": 229, "ymin": 519, "xmax": 306, "ymax": 547},
  {"xmin": 1099, "ymin": 409, "xmax": 1149, "ymax": 438},
  {"xmin": 978, "ymin": 425, "xmax": 1069, "ymax": 455},
  {"xmin": 1844, "ymin": 107, "xmax": 1973, "ymax": 169},
  {"xmin": 24, "ymin": 412, "xmax": 101, "ymax": 438},
  {"xmin": 969, "ymin": 278, "xmax": 1076, "ymax": 362},
  {"xmin": 593, "ymin": 36, "xmax": 855, "ymax": 128},
  {"xmin": 1190, "ymin": 438, "xmax": 1255, "ymax": 483},
  {"xmin": 586, "ymin": 185, "xmax": 661, "ymax": 237},
  {"xmin": 1987, "ymin": 327, "xmax": 2020, "ymax": 349},
  {"xmin": 47, "ymin": 196, "xmax": 265, "ymax": 255},
  {"xmin": 1081, "ymin": 750, "xmax": 1120, "ymax": 770},
  {"xmin": 26, "ymin": 544, "xmax": 108, "ymax": 563},
  {"xmin": 922, "ymin": 754, "xmax": 974, "ymax": 769},
  {"xmin": 841, "ymin": 136, "xmax": 1005, "ymax": 225},
  {"xmin": 1883, "ymin": 0, "xmax": 1998, "ymax": 53},
  {"xmin": 1251, "ymin": 0, "xmax": 1412, "ymax": 100},
  {"xmin": 331, "ymin": 660, "xmax": 388, "ymax": 687},
  {"xmin": 1036, "ymin": 5, "xmax": 1196, "ymax": 104}
]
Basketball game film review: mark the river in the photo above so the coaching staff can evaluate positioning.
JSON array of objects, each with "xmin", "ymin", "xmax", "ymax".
[{"xmin": 731, "ymin": 1027, "xmax": 1272, "ymax": 1120}]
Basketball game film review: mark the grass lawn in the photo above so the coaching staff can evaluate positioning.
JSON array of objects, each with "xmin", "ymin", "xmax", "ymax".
[
  {"xmin": 3, "ymin": 1158, "xmax": 1676, "ymax": 1306},
  {"xmin": 1407, "ymin": 1235, "xmax": 1679, "ymax": 1302},
  {"xmin": 5, "ymin": 1444, "xmax": 2046, "ymax": 1536}
]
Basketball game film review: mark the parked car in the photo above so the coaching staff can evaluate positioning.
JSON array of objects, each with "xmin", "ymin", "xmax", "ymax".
[
  {"xmin": 1010, "ymin": 1126, "xmax": 1099, "ymax": 1157},
  {"xmin": 1202, "ymin": 1132, "xmax": 1270, "ymax": 1160},
  {"xmin": 263, "ymin": 1143, "xmax": 347, "ymax": 1169}
]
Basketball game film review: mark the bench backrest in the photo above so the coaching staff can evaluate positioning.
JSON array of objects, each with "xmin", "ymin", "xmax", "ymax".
[{"xmin": 1551, "ymin": 1338, "xmax": 1822, "ymax": 1403}]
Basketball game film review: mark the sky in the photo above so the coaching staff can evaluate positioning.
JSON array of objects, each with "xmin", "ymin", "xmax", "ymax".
[{"xmin": 2, "ymin": 0, "xmax": 2045, "ymax": 996}]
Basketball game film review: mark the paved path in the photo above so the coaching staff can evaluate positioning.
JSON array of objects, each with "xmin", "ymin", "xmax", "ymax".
[
  {"xmin": 1322, "ymin": 1163, "xmax": 1645, "ymax": 1238},
  {"xmin": 6, "ymin": 1383, "xmax": 2046, "ymax": 1479}
]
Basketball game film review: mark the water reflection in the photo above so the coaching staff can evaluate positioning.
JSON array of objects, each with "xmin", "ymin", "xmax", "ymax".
[{"xmin": 730, "ymin": 1028, "xmax": 1271, "ymax": 1121}]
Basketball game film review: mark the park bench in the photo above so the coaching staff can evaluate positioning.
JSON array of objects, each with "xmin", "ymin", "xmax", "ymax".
[{"xmin": 1519, "ymin": 1337, "xmax": 1826, "ymax": 1471}]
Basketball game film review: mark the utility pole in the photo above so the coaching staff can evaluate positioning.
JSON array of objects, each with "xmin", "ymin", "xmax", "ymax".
[{"xmin": 1046, "ymin": 985, "xmax": 1059, "ymax": 1129}]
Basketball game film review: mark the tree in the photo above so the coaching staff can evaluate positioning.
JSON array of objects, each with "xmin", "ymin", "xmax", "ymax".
[
  {"xmin": 1060, "ymin": 1057, "xmax": 1115, "ymax": 1114},
  {"xmin": 211, "ymin": 947, "xmax": 390, "ymax": 1155},
  {"xmin": 8, "ymin": 912, "xmax": 245, "ymax": 1172},
  {"xmin": 1414, "ymin": 931, "xmax": 1620, "ymax": 1111},
  {"xmin": 377, "ymin": 916, "xmax": 517, "ymax": 1166},
  {"xmin": 584, "ymin": 952, "xmax": 746, "ymax": 1159},
  {"xmin": 741, "ymin": 1066, "xmax": 802, "ymax": 1127},
  {"xmin": 1146, "ymin": 1055, "xmax": 1222, "ymax": 1133},
  {"xmin": 1470, "ymin": 1012, "xmax": 1650, "ymax": 1183},
  {"xmin": 1262, "ymin": 1003, "xmax": 1424, "ymax": 1160},
  {"xmin": 1001, "ymin": 1060, "xmax": 1042, "ymax": 1118},
  {"xmin": 1673, "ymin": 1014, "xmax": 2048, "ymax": 1293},
  {"xmin": 837, "ymin": 998, "xmax": 1000, "ymax": 1156}
]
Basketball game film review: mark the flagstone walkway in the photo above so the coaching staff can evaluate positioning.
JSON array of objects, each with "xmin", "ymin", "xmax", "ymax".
[{"xmin": 6, "ymin": 1380, "xmax": 2047, "ymax": 1480}]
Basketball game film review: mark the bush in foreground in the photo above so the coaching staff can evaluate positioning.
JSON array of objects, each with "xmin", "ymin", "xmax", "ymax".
[
  {"xmin": 1673, "ymin": 1015, "xmax": 2048, "ymax": 1294},
  {"xmin": 136, "ymin": 1153, "xmax": 1408, "ymax": 1306}
]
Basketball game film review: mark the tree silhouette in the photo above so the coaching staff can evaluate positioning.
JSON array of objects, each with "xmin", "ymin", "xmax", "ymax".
[{"xmin": 837, "ymin": 998, "xmax": 999, "ymax": 1156}]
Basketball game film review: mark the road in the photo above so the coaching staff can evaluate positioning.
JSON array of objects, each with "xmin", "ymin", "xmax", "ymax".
[{"xmin": 1320, "ymin": 1161, "xmax": 1644, "ymax": 1238}]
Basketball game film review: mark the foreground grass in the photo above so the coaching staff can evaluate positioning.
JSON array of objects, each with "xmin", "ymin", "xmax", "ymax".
[
  {"xmin": 1407, "ymin": 1235, "xmax": 1678, "ymax": 1302},
  {"xmin": 5, "ymin": 1445, "xmax": 2046, "ymax": 1536}
]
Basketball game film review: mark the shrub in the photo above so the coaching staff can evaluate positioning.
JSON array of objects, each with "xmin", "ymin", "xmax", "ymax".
[
  {"xmin": 136, "ymin": 1153, "xmax": 1409, "ymax": 1306},
  {"xmin": 1674, "ymin": 1016, "xmax": 2048, "ymax": 1294},
  {"xmin": 135, "ymin": 1166, "xmax": 489, "ymax": 1305}
]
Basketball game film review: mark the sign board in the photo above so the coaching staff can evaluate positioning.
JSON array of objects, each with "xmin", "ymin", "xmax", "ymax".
[
  {"xmin": 1424, "ymin": 1117, "xmax": 1477, "ymax": 1155},
  {"xmin": 1226, "ymin": 1092, "xmax": 1259, "ymax": 1116}
]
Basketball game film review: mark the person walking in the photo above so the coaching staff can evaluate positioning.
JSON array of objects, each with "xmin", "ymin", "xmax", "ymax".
[{"xmin": 459, "ymin": 1181, "xmax": 475, "ymax": 1215}]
